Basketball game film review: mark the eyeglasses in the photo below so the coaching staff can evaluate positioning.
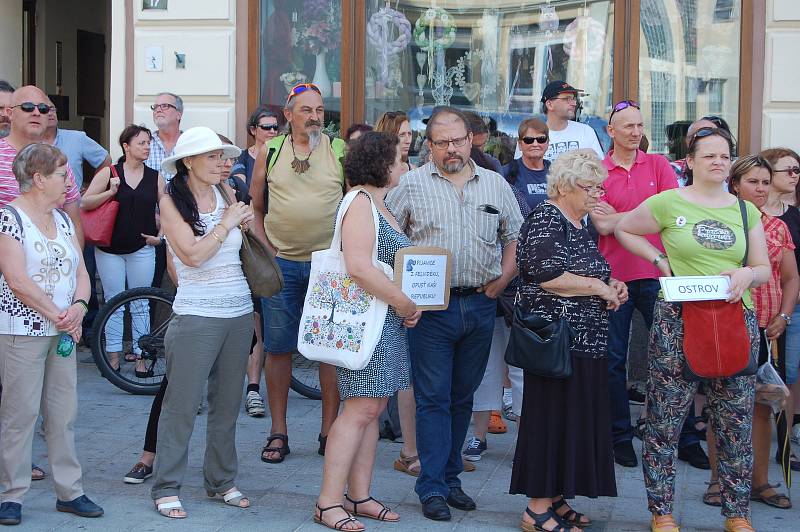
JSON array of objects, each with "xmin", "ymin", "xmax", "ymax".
[
  {"xmin": 522, "ymin": 135, "xmax": 548, "ymax": 145},
  {"xmin": 150, "ymin": 103, "xmax": 178, "ymax": 111},
  {"xmin": 429, "ymin": 135, "xmax": 469, "ymax": 150},
  {"xmin": 609, "ymin": 100, "xmax": 640, "ymax": 121},
  {"xmin": 775, "ymin": 166, "xmax": 800, "ymax": 176},
  {"xmin": 575, "ymin": 183, "xmax": 604, "ymax": 196},
  {"xmin": 286, "ymin": 83, "xmax": 321, "ymax": 104},
  {"xmin": 13, "ymin": 102, "xmax": 52, "ymax": 114},
  {"xmin": 256, "ymin": 124, "xmax": 280, "ymax": 131},
  {"xmin": 552, "ymin": 95, "xmax": 577, "ymax": 103}
]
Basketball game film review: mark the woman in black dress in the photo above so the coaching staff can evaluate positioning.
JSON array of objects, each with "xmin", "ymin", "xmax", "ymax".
[{"xmin": 511, "ymin": 149, "xmax": 627, "ymax": 532}]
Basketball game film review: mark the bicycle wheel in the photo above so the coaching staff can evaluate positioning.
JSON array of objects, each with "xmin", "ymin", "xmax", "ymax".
[
  {"xmin": 91, "ymin": 287, "xmax": 174, "ymax": 395},
  {"xmin": 290, "ymin": 352, "xmax": 322, "ymax": 400}
]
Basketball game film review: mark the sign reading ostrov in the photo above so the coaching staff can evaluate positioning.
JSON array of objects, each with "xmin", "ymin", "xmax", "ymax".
[
  {"xmin": 659, "ymin": 276, "xmax": 732, "ymax": 302},
  {"xmin": 394, "ymin": 246, "xmax": 452, "ymax": 311}
]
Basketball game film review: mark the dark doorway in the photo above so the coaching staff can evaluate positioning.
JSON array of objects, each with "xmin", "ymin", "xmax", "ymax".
[{"xmin": 76, "ymin": 29, "xmax": 106, "ymax": 118}]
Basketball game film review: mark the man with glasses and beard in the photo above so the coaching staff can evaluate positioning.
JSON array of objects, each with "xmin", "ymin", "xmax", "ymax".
[
  {"xmin": 590, "ymin": 101, "xmax": 681, "ymax": 469},
  {"xmin": 0, "ymin": 81, "xmax": 14, "ymax": 139},
  {"xmin": 386, "ymin": 106, "xmax": 523, "ymax": 521},
  {"xmin": 249, "ymin": 83, "xmax": 347, "ymax": 465}
]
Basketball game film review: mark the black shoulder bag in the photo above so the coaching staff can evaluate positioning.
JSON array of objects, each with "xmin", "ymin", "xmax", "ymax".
[{"xmin": 504, "ymin": 216, "xmax": 575, "ymax": 379}]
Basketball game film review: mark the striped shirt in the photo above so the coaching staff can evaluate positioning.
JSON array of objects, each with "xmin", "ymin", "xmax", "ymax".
[
  {"xmin": 386, "ymin": 160, "xmax": 523, "ymax": 287},
  {"xmin": 0, "ymin": 138, "xmax": 81, "ymax": 208},
  {"xmin": 752, "ymin": 214, "xmax": 794, "ymax": 328},
  {"xmin": 145, "ymin": 130, "xmax": 178, "ymax": 182}
]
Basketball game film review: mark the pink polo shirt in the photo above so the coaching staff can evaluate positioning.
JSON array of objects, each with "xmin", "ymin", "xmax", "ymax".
[
  {"xmin": 599, "ymin": 149, "xmax": 678, "ymax": 282},
  {"xmin": 0, "ymin": 138, "xmax": 81, "ymax": 208}
]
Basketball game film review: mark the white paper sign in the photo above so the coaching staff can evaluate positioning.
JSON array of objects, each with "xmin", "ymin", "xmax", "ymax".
[
  {"xmin": 400, "ymin": 253, "xmax": 448, "ymax": 306},
  {"xmin": 659, "ymin": 276, "xmax": 732, "ymax": 302}
]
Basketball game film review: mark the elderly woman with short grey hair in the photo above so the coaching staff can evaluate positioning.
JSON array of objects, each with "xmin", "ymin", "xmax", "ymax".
[
  {"xmin": 0, "ymin": 143, "xmax": 102, "ymax": 526},
  {"xmin": 510, "ymin": 149, "xmax": 627, "ymax": 532}
]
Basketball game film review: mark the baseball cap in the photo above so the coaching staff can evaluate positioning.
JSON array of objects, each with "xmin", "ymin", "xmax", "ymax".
[{"xmin": 540, "ymin": 81, "xmax": 582, "ymax": 103}]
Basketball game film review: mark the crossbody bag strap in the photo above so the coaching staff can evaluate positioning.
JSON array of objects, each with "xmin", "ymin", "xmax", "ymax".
[
  {"xmin": 738, "ymin": 199, "xmax": 749, "ymax": 267},
  {"xmin": 2, "ymin": 205, "xmax": 25, "ymax": 239}
]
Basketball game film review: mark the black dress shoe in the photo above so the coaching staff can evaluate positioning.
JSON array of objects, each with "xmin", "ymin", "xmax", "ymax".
[
  {"xmin": 614, "ymin": 441, "xmax": 638, "ymax": 468},
  {"xmin": 422, "ymin": 496, "xmax": 451, "ymax": 521},
  {"xmin": 678, "ymin": 442, "xmax": 710, "ymax": 470},
  {"xmin": 446, "ymin": 487, "xmax": 476, "ymax": 511}
]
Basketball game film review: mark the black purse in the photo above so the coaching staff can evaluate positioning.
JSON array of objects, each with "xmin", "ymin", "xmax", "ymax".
[{"xmin": 504, "ymin": 217, "xmax": 575, "ymax": 379}]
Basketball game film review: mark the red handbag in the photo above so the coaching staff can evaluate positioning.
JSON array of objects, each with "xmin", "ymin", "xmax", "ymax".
[
  {"xmin": 80, "ymin": 165, "xmax": 120, "ymax": 246},
  {"xmin": 681, "ymin": 300, "xmax": 754, "ymax": 378}
]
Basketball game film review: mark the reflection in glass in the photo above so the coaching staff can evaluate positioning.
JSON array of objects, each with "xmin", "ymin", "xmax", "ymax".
[
  {"xmin": 639, "ymin": 0, "xmax": 741, "ymax": 158},
  {"xmin": 260, "ymin": 0, "xmax": 342, "ymax": 133},
  {"xmin": 364, "ymin": 1, "xmax": 615, "ymax": 164}
]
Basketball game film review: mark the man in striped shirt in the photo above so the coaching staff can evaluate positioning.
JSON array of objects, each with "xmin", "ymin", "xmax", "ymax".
[
  {"xmin": 0, "ymin": 85, "xmax": 83, "ymax": 244},
  {"xmin": 386, "ymin": 107, "xmax": 523, "ymax": 521}
]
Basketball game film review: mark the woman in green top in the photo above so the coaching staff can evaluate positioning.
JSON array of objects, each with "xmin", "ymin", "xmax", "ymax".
[{"xmin": 615, "ymin": 127, "xmax": 770, "ymax": 532}]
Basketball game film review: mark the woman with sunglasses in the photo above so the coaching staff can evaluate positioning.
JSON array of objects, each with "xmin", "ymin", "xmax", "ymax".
[
  {"xmin": 760, "ymin": 147, "xmax": 800, "ymax": 465},
  {"xmin": 616, "ymin": 127, "xmax": 770, "ymax": 532},
  {"xmin": 232, "ymin": 106, "xmax": 280, "ymax": 189},
  {"xmin": 698, "ymin": 155, "xmax": 798, "ymax": 511},
  {"xmin": 374, "ymin": 111, "xmax": 415, "ymax": 171}
]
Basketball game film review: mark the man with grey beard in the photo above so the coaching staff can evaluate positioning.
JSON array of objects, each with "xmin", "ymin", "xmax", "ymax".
[
  {"xmin": 386, "ymin": 106, "xmax": 523, "ymax": 521},
  {"xmin": 249, "ymin": 83, "xmax": 347, "ymax": 464},
  {"xmin": 0, "ymin": 81, "xmax": 14, "ymax": 139}
]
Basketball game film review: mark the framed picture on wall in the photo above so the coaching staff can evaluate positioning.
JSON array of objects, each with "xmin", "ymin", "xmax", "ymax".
[{"xmin": 142, "ymin": 0, "xmax": 168, "ymax": 10}]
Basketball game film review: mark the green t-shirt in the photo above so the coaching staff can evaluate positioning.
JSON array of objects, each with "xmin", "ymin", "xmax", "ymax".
[{"xmin": 645, "ymin": 189, "xmax": 761, "ymax": 307}]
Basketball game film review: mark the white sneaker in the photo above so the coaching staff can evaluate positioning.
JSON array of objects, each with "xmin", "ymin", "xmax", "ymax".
[
  {"xmin": 245, "ymin": 391, "xmax": 266, "ymax": 417},
  {"xmin": 792, "ymin": 423, "xmax": 800, "ymax": 445},
  {"xmin": 502, "ymin": 388, "xmax": 516, "ymax": 421}
]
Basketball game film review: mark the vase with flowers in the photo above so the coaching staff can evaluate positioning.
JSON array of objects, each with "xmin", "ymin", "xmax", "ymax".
[{"xmin": 294, "ymin": 0, "xmax": 341, "ymax": 97}]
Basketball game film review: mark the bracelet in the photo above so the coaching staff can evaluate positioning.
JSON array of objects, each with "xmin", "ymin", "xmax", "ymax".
[
  {"xmin": 652, "ymin": 253, "xmax": 667, "ymax": 266},
  {"xmin": 209, "ymin": 229, "xmax": 224, "ymax": 244},
  {"xmin": 72, "ymin": 299, "xmax": 89, "ymax": 312}
]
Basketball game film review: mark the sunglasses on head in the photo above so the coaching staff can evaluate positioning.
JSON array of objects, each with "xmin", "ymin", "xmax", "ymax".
[
  {"xmin": 522, "ymin": 135, "xmax": 548, "ymax": 145},
  {"xmin": 688, "ymin": 126, "xmax": 733, "ymax": 151},
  {"xmin": 286, "ymin": 83, "xmax": 321, "ymax": 104},
  {"xmin": 256, "ymin": 124, "xmax": 280, "ymax": 131},
  {"xmin": 13, "ymin": 102, "xmax": 53, "ymax": 114},
  {"xmin": 609, "ymin": 100, "xmax": 640, "ymax": 121}
]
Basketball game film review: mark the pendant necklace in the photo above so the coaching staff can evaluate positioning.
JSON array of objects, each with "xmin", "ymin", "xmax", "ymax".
[{"xmin": 290, "ymin": 136, "xmax": 313, "ymax": 174}]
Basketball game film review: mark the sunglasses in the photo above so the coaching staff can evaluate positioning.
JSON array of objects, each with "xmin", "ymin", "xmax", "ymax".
[
  {"xmin": 522, "ymin": 135, "xmax": 548, "ymax": 145},
  {"xmin": 690, "ymin": 126, "xmax": 733, "ymax": 145},
  {"xmin": 150, "ymin": 103, "xmax": 178, "ymax": 111},
  {"xmin": 13, "ymin": 102, "xmax": 53, "ymax": 114},
  {"xmin": 775, "ymin": 166, "xmax": 800, "ymax": 176},
  {"xmin": 609, "ymin": 100, "xmax": 640, "ymax": 121},
  {"xmin": 286, "ymin": 83, "xmax": 321, "ymax": 104},
  {"xmin": 256, "ymin": 124, "xmax": 280, "ymax": 131}
]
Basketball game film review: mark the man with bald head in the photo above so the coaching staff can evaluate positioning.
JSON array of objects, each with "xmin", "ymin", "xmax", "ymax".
[
  {"xmin": 0, "ymin": 85, "xmax": 83, "ymax": 244},
  {"xmin": 590, "ymin": 101, "xmax": 678, "ymax": 468}
]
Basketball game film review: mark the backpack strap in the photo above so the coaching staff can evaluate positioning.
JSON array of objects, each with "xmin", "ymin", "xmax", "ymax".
[
  {"xmin": 263, "ymin": 135, "xmax": 288, "ymax": 213},
  {"xmin": 738, "ymin": 199, "xmax": 749, "ymax": 267}
]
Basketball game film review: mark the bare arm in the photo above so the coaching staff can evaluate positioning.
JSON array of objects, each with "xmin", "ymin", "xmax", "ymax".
[
  {"xmin": 766, "ymin": 249, "xmax": 800, "ymax": 339},
  {"xmin": 614, "ymin": 203, "xmax": 671, "ymax": 275},
  {"xmin": 249, "ymin": 143, "xmax": 269, "ymax": 245},
  {"xmin": 590, "ymin": 201, "xmax": 626, "ymax": 236},
  {"xmin": 81, "ymin": 166, "xmax": 117, "ymax": 211},
  {"xmin": 341, "ymin": 194, "xmax": 416, "ymax": 318},
  {"xmin": 62, "ymin": 201, "xmax": 85, "ymax": 250},
  {"xmin": 479, "ymin": 241, "xmax": 518, "ymax": 298},
  {"xmin": 54, "ymin": 232, "xmax": 91, "ymax": 341}
]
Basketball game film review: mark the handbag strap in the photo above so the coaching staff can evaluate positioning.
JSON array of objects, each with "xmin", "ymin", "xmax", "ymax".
[
  {"xmin": 738, "ymin": 199, "xmax": 748, "ymax": 267},
  {"xmin": 330, "ymin": 187, "xmax": 381, "ymax": 263},
  {"xmin": 214, "ymin": 183, "xmax": 252, "ymax": 252}
]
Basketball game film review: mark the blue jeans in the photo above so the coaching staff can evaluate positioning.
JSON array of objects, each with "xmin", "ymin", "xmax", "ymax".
[
  {"xmin": 262, "ymin": 257, "xmax": 311, "ymax": 354},
  {"xmin": 607, "ymin": 279, "xmax": 660, "ymax": 444},
  {"xmin": 408, "ymin": 292, "xmax": 495, "ymax": 503},
  {"xmin": 782, "ymin": 303, "xmax": 800, "ymax": 384}
]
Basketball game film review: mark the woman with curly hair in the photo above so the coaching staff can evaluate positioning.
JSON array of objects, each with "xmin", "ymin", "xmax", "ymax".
[{"xmin": 313, "ymin": 131, "xmax": 421, "ymax": 531}]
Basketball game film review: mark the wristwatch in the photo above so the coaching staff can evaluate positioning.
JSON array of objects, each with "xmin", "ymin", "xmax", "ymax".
[
  {"xmin": 779, "ymin": 312, "xmax": 792, "ymax": 325},
  {"xmin": 652, "ymin": 253, "xmax": 667, "ymax": 266}
]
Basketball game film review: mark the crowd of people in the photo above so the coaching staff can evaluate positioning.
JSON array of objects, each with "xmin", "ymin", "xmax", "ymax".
[{"xmin": 0, "ymin": 76, "xmax": 799, "ymax": 532}]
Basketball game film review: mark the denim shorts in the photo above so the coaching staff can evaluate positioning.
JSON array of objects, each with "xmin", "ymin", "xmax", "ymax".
[
  {"xmin": 783, "ymin": 303, "xmax": 800, "ymax": 384},
  {"xmin": 262, "ymin": 256, "xmax": 311, "ymax": 354}
]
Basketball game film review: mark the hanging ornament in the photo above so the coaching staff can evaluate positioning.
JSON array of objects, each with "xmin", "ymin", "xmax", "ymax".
[
  {"xmin": 367, "ymin": 3, "xmax": 412, "ymax": 84},
  {"xmin": 539, "ymin": 4, "xmax": 560, "ymax": 34},
  {"xmin": 563, "ymin": 16, "xmax": 606, "ymax": 62},
  {"xmin": 413, "ymin": 7, "xmax": 457, "ymax": 52}
]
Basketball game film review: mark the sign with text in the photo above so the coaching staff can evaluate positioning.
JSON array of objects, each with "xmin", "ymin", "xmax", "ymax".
[
  {"xmin": 394, "ymin": 247, "xmax": 452, "ymax": 311},
  {"xmin": 659, "ymin": 275, "xmax": 731, "ymax": 302}
]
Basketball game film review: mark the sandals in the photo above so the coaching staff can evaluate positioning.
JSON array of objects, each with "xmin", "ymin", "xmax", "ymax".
[
  {"xmin": 750, "ymin": 483, "xmax": 792, "ymax": 509},
  {"xmin": 702, "ymin": 481, "xmax": 721, "ymax": 507},
  {"xmin": 551, "ymin": 496, "xmax": 591, "ymax": 527},
  {"xmin": 314, "ymin": 503, "xmax": 364, "ymax": 531},
  {"xmin": 393, "ymin": 452, "xmax": 421, "ymax": 477},
  {"xmin": 206, "ymin": 488, "xmax": 250, "ymax": 508},
  {"xmin": 521, "ymin": 507, "xmax": 576, "ymax": 532},
  {"xmin": 651, "ymin": 514, "xmax": 680, "ymax": 532},
  {"xmin": 260, "ymin": 433, "xmax": 290, "ymax": 463},
  {"xmin": 31, "ymin": 464, "xmax": 45, "ymax": 481},
  {"xmin": 344, "ymin": 495, "xmax": 398, "ymax": 522},
  {"xmin": 124, "ymin": 352, "xmax": 138, "ymax": 362},
  {"xmin": 154, "ymin": 498, "xmax": 187, "ymax": 519}
]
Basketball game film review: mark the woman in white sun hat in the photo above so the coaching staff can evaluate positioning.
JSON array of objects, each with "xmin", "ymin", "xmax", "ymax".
[{"xmin": 149, "ymin": 127, "xmax": 255, "ymax": 519}]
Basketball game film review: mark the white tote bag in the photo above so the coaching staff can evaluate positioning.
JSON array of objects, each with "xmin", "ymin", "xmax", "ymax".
[{"xmin": 297, "ymin": 189, "xmax": 393, "ymax": 370}]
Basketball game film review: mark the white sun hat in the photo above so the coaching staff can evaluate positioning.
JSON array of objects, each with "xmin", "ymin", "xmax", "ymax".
[{"xmin": 160, "ymin": 126, "xmax": 241, "ymax": 176}]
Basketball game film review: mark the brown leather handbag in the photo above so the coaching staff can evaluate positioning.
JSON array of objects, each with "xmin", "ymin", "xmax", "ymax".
[{"xmin": 215, "ymin": 184, "xmax": 284, "ymax": 299}]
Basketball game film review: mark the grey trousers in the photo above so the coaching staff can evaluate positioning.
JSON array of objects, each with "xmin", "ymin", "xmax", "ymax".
[
  {"xmin": 0, "ymin": 335, "xmax": 84, "ymax": 503},
  {"xmin": 151, "ymin": 313, "xmax": 252, "ymax": 500}
]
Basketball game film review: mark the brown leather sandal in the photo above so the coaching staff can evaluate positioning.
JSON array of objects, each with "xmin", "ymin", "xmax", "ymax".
[
  {"xmin": 750, "ymin": 483, "xmax": 792, "ymax": 509},
  {"xmin": 702, "ymin": 481, "xmax": 721, "ymax": 507},
  {"xmin": 393, "ymin": 452, "xmax": 420, "ymax": 477}
]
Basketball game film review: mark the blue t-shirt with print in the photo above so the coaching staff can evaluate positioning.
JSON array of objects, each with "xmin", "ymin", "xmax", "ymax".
[{"xmin": 501, "ymin": 158, "xmax": 550, "ymax": 211}]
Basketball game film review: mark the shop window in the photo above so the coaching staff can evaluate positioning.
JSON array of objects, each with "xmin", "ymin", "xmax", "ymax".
[
  {"xmin": 259, "ymin": 0, "xmax": 342, "ymax": 133},
  {"xmin": 362, "ymin": 0, "xmax": 615, "ymax": 165},
  {"xmin": 638, "ymin": 0, "xmax": 740, "ymax": 156}
]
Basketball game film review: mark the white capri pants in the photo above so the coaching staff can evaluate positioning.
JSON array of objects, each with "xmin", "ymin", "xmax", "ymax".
[{"xmin": 472, "ymin": 317, "xmax": 509, "ymax": 411}]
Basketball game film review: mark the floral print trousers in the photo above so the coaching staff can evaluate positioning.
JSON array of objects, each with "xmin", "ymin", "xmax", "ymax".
[{"xmin": 643, "ymin": 299, "xmax": 756, "ymax": 518}]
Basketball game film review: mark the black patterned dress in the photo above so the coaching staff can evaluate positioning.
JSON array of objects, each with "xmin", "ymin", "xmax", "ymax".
[
  {"xmin": 510, "ymin": 201, "xmax": 617, "ymax": 499},
  {"xmin": 336, "ymin": 200, "xmax": 413, "ymax": 400}
]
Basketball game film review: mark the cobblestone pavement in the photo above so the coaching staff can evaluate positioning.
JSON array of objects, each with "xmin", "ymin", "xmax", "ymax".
[{"xmin": 13, "ymin": 348, "xmax": 797, "ymax": 530}]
